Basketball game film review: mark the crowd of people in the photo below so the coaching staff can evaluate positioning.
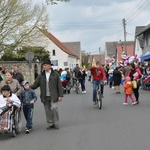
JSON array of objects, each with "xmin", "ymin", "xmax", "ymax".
[{"xmin": 0, "ymin": 59, "xmax": 150, "ymax": 135}]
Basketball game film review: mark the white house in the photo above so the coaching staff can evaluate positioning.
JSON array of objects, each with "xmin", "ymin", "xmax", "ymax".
[
  {"xmin": 135, "ymin": 24, "xmax": 150, "ymax": 56},
  {"xmin": 20, "ymin": 26, "xmax": 78, "ymax": 70},
  {"xmin": 134, "ymin": 26, "xmax": 145, "ymax": 58}
]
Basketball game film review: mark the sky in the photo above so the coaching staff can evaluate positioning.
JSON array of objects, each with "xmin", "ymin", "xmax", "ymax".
[{"xmin": 33, "ymin": 0, "xmax": 150, "ymax": 54}]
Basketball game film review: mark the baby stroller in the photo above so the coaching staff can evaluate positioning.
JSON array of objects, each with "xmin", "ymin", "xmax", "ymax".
[
  {"xmin": 61, "ymin": 80, "xmax": 68, "ymax": 94},
  {"xmin": 143, "ymin": 75, "xmax": 150, "ymax": 90},
  {"xmin": 0, "ymin": 104, "xmax": 22, "ymax": 137}
]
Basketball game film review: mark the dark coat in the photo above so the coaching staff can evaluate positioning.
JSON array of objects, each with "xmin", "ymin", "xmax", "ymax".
[
  {"xmin": 113, "ymin": 70, "xmax": 122, "ymax": 86},
  {"xmin": 30, "ymin": 69, "xmax": 63, "ymax": 103},
  {"xmin": 12, "ymin": 72, "xmax": 24, "ymax": 85}
]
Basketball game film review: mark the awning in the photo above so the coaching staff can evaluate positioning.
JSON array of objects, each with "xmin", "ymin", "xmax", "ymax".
[{"xmin": 140, "ymin": 52, "xmax": 150, "ymax": 61}]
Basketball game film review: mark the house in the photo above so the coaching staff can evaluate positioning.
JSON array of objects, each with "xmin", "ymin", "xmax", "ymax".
[
  {"xmin": 63, "ymin": 42, "xmax": 81, "ymax": 66},
  {"xmin": 136, "ymin": 23, "xmax": 150, "ymax": 55},
  {"xmin": 116, "ymin": 41, "xmax": 134, "ymax": 63},
  {"xmin": 134, "ymin": 26, "xmax": 145, "ymax": 57},
  {"xmin": 105, "ymin": 42, "xmax": 118, "ymax": 58},
  {"xmin": 105, "ymin": 41, "xmax": 134, "ymax": 64},
  {"xmin": 20, "ymin": 27, "xmax": 78, "ymax": 70},
  {"xmin": 88, "ymin": 54, "xmax": 105, "ymax": 66}
]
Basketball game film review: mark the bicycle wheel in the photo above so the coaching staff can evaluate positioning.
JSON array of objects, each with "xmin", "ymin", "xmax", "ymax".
[
  {"xmin": 98, "ymin": 92, "xmax": 102, "ymax": 109},
  {"xmin": 76, "ymin": 85, "xmax": 79, "ymax": 94}
]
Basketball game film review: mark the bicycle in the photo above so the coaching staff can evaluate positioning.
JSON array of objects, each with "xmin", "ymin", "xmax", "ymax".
[
  {"xmin": 96, "ymin": 83, "xmax": 102, "ymax": 109},
  {"xmin": 74, "ymin": 78, "xmax": 80, "ymax": 94}
]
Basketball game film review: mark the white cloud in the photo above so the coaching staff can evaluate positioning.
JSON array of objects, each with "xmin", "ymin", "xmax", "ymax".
[{"xmin": 32, "ymin": 0, "xmax": 150, "ymax": 53}]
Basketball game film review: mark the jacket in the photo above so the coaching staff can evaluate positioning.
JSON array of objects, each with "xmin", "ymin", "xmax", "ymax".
[
  {"xmin": 123, "ymin": 81, "xmax": 133, "ymax": 94},
  {"xmin": 30, "ymin": 69, "xmax": 63, "ymax": 103},
  {"xmin": 20, "ymin": 88, "xmax": 37, "ymax": 105},
  {"xmin": 0, "ymin": 79, "xmax": 22, "ymax": 96},
  {"xmin": 90, "ymin": 66, "xmax": 106, "ymax": 81},
  {"xmin": 12, "ymin": 72, "xmax": 24, "ymax": 85}
]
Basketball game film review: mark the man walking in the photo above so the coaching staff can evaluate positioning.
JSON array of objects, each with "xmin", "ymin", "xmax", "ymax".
[
  {"xmin": 12, "ymin": 65, "xmax": 24, "ymax": 85},
  {"xmin": 30, "ymin": 60, "xmax": 63, "ymax": 130}
]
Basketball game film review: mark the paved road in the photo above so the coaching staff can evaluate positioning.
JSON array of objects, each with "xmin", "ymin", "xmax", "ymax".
[{"xmin": 0, "ymin": 81, "xmax": 150, "ymax": 150}]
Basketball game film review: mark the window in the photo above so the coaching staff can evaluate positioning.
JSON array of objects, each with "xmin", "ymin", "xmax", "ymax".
[
  {"xmin": 64, "ymin": 62, "xmax": 68, "ymax": 66},
  {"xmin": 52, "ymin": 49, "xmax": 55, "ymax": 56}
]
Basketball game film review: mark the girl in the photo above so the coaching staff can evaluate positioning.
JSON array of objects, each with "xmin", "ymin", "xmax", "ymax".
[{"xmin": 123, "ymin": 76, "xmax": 136, "ymax": 105}]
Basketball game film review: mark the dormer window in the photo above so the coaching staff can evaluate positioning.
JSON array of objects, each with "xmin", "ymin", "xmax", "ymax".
[{"xmin": 52, "ymin": 49, "xmax": 56, "ymax": 56}]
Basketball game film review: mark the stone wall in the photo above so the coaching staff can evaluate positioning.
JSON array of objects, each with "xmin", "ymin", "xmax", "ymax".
[{"xmin": 0, "ymin": 61, "xmax": 42, "ymax": 84}]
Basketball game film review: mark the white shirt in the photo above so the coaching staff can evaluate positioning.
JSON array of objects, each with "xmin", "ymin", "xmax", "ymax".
[
  {"xmin": 46, "ymin": 70, "xmax": 51, "ymax": 81},
  {"xmin": 0, "ymin": 94, "xmax": 21, "ymax": 108}
]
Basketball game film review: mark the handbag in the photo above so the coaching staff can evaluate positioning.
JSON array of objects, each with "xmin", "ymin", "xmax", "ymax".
[{"xmin": 132, "ymin": 80, "xmax": 137, "ymax": 89}]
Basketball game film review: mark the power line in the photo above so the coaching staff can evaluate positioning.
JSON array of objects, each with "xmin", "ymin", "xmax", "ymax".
[
  {"xmin": 125, "ymin": 0, "xmax": 146, "ymax": 19},
  {"xmin": 126, "ymin": 1, "xmax": 150, "ymax": 23}
]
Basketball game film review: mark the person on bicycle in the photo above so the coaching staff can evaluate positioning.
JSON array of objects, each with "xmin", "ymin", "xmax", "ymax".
[
  {"xmin": 72, "ymin": 64, "xmax": 81, "ymax": 89},
  {"xmin": 90, "ymin": 61, "xmax": 107, "ymax": 105}
]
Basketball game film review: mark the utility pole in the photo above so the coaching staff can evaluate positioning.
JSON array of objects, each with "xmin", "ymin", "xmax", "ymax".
[
  {"xmin": 99, "ymin": 47, "xmax": 101, "ymax": 64},
  {"xmin": 122, "ymin": 18, "xmax": 127, "ymax": 54}
]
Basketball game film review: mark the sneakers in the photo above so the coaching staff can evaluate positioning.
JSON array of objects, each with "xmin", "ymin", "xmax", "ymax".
[
  {"xmin": 123, "ymin": 102, "xmax": 128, "ymax": 105},
  {"xmin": 93, "ymin": 102, "xmax": 97, "ymax": 105},
  {"xmin": 132, "ymin": 102, "xmax": 137, "ymax": 105},
  {"xmin": 26, "ymin": 128, "xmax": 30, "ymax": 134},
  {"xmin": 82, "ymin": 90, "xmax": 86, "ymax": 94}
]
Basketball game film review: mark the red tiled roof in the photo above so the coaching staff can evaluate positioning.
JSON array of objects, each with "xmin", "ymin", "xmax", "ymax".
[{"xmin": 37, "ymin": 27, "xmax": 77, "ymax": 57}]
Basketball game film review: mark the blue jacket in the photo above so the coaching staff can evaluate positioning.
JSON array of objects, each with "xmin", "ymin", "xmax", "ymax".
[{"xmin": 20, "ymin": 88, "xmax": 37, "ymax": 105}]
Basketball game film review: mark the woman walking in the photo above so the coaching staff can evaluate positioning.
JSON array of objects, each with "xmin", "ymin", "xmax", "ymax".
[
  {"xmin": 113, "ymin": 67, "xmax": 122, "ymax": 94},
  {"xmin": 128, "ymin": 63, "xmax": 142, "ymax": 104}
]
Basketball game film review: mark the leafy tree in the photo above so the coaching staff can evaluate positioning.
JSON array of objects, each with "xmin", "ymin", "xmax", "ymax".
[
  {"xmin": 81, "ymin": 52, "xmax": 90, "ymax": 68},
  {"xmin": 1, "ymin": 46, "xmax": 50, "ymax": 61}
]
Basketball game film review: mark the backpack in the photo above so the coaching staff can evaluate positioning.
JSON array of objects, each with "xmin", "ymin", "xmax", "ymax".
[{"xmin": 66, "ymin": 71, "xmax": 71, "ymax": 79}]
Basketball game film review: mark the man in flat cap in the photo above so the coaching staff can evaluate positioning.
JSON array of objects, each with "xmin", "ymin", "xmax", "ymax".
[{"xmin": 30, "ymin": 60, "xmax": 63, "ymax": 130}]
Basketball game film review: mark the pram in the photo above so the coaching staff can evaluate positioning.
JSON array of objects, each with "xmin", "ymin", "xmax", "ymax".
[
  {"xmin": 0, "ymin": 104, "xmax": 22, "ymax": 137},
  {"xmin": 143, "ymin": 75, "xmax": 150, "ymax": 90},
  {"xmin": 61, "ymin": 79, "xmax": 73, "ymax": 94},
  {"xmin": 61, "ymin": 80, "xmax": 69, "ymax": 94}
]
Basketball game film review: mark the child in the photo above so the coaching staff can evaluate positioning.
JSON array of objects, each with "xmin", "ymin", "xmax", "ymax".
[
  {"xmin": 0, "ymin": 85, "xmax": 21, "ymax": 131},
  {"xmin": 109, "ymin": 73, "xmax": 113, "ymax": 88},
  {"xmin": 20, "ymin": 81, "xmax": 37, "ymax": 133},
  {"xmin": 123, "ymin": 76, "xmax": 137, "ymax": 105}
]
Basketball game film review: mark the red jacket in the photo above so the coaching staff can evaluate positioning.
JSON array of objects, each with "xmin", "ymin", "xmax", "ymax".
[{"xmin": 90, "ymin": 66, "xmax": 106, "ymax": 80}]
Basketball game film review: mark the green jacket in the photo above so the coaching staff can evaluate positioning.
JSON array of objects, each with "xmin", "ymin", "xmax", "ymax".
[{"xmin": 30, "ymin": 69, "xmax": 63, "ymax": 103}]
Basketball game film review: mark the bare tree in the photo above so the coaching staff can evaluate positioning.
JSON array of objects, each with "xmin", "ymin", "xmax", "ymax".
[
  {"xmin": 46, "ymin": 0, "xmax": 70, "ymax": 5},
  {"xmin": 0, "ymin": 0, "xmax": 49, "ymax": 52}
]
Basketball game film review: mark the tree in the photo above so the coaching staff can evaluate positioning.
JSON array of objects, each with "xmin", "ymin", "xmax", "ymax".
[
  {"xmin": 46, "ymin": 0, "xmax": 71, "ymax": 5},
  {"xmin": 81, "ymin": 52, "xmax": 90, "ymax": 68},
  {"xmin": 1, "ymin": 46, "xmax": 50, "ymax": 61},
  {"xmin": 0, "ymin": 0, "xmax": 49, "ymax": 53}
]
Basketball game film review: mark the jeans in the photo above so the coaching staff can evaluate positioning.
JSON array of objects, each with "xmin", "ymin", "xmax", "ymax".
[
  {"xmin": 93, "ymin": 79, "xmax": 104, "ymax": 102},
  {"xmin": 23, "ymin": 104, "xmax": 34, "ymax": 129},
  {"xmin": 80, "ymin": 79, "xmax": 85, "ymax": 91}
]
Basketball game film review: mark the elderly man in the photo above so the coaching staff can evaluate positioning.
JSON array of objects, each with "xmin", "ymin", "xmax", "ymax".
[{"xmin": 30, "ymin": 60, "xmax": 63, "ymax": 130}]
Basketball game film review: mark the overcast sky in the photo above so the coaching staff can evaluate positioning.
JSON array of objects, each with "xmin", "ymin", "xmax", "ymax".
[{"xmin": 33, "ymin": 0, "xmax": 150, "ymax": 54}]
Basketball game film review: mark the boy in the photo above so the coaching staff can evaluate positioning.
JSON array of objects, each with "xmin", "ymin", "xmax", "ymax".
[
  {"xmin": 0, "ymin": 85, "xmax": 21, "ymax": 132},
  {"xmin": 108, "ymin": 73, "xmax": 113, "ymax": 88},
  {"xmin": 20, "ymin": 81, "xmax": 37, "ymax": 133}
]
